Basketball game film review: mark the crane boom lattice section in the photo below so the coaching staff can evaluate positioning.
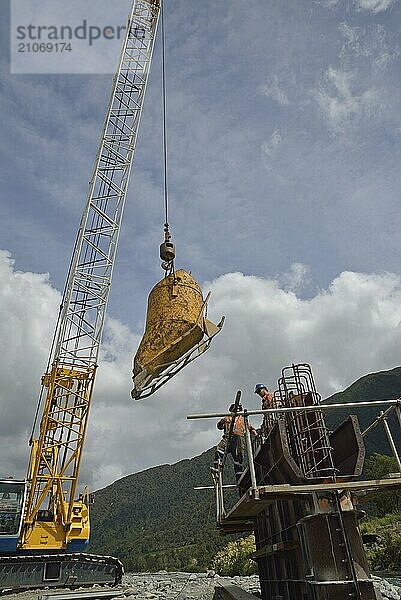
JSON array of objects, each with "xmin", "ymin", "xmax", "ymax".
[
  {"xmin": 56, "ymin": 0, "xmax": 160, "ymax": 370},
  {"xmin": 23, "ymin": 0, "xmax": 160, "ymax": 543}
]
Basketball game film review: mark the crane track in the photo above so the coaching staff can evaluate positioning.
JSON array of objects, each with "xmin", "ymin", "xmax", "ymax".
[
  {"xmin": 0, "ymin": 553, "xmax": 124, "ymax": 595},
  {"xmin": 38, "ymin": 590, "xmax": 125, "ymax": 600}
]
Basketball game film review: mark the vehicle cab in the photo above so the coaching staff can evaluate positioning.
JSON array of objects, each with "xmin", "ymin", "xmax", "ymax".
[{"xmin": 0, "ymin": 480, "xmax": 26, "ymax": 553}]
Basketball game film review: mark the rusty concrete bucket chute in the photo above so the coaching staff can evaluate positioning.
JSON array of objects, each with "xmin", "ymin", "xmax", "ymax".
[{"xmin": 131, "ymin": 269, "xmax": 224, "ymax": 400}]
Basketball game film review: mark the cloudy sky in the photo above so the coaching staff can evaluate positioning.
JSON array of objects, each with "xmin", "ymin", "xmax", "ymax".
[{"xmin": 1, "ymin": 0, "xmax": 401, "ymax": 490}]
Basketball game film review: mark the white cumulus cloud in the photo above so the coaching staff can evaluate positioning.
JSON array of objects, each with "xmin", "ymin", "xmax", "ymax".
[
  {"xmin": 277, "ymin": 263, "xmax": 311, "ymax": 292},
  {"xmin": 1, "ymin": 252, "xmax": 401, "ymax": 490},
  {"xmin": 0, "ymin": 251, "xmax": 60, "ymax": 476}
]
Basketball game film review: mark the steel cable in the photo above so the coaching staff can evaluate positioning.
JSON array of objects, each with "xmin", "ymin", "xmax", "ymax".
[{"xmin": 161, "ymin": 0, "xmax": 169, "ymax": 231}]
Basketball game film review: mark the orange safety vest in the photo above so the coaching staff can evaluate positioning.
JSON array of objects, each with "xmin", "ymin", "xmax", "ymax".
[{"xmin": 223, "ymin": 415, "xmax": 246, "ymax": 436}]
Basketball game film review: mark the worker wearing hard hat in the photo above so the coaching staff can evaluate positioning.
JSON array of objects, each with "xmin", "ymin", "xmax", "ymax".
[
  {"xmin": 212, "ymin": 403, "xmax": 256, "ymax": 485},
  {"xmin": 255, "ymin": 383, "xmax": 276, "ymax": 436},
  {"xmin": 254, "ymin": 383, "xmax": 274, "ymax": 407}
]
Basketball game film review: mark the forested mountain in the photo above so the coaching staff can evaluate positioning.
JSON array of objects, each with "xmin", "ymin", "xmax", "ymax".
[
  {"xmin": 89, "ymin": 366, "xmax": 401, "ymax": 571},
  {"xmin": 325, "ymin": 366, "xmax": 401, "ymax": 454},
  {"xmin": 89, "ymin": 448, "xmax": 237, "ymax": 572}
]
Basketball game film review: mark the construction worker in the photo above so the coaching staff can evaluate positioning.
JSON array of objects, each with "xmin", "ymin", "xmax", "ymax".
[
  {"xmin": 254, "ymin": 383, "xmax": 274, "ymax": 405},
  {"xmin": 254, "ymin": 383, "xmax": 276, "ymax": 435},
  {"xmin": 212, "ymin": 403, "xmax": 256, "ymax": 484}
]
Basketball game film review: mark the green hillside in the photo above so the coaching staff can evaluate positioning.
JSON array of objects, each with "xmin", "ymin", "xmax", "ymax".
[
  {"xmin": 325, "ymin": 366, "xmax": 401, "ymax": 454},
  {"xmin": 89, "ymin": 448, "xmax": 237, "ymax": 572},
  {"xmin": 89, "ymin": 366, "xmax": 401, "ymax": 572}
]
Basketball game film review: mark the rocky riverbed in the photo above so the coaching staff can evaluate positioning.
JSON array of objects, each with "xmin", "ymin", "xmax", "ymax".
[
  {"xmin": 1, "ymin": 572, "xmax": 259, "ymax": 600},
  {"xmin": 2, "ymin": 572, "xmax": 400, "ymax": 599},
  {"xmin": 121, "ymin": 572, "xmax": 260, "ymax": 598},
  {"xmin": 120, "ymin": 573, "xmax": 401, "ymax": 599},
  {"xmin": 372, "ymin": 575, "xmax": 401, "ymax": 600}
]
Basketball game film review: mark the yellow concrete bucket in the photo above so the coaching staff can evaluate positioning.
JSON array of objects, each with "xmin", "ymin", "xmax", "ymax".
[{"xmin": 131, "ymin": 269, "xmax": 224, "ymax": 400}]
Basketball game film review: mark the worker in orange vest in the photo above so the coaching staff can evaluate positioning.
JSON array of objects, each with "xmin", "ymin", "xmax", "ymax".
[
  {"xmin": 254, "ymin": 383, "xmax": 274, "ymax": 406},
  {"xmin": 212, "ymin": 403, "xmax": 256, "ymax": 484},
  {"xmin": 255, "ymin": 383, "xmax": 278, "ymax": 435}
]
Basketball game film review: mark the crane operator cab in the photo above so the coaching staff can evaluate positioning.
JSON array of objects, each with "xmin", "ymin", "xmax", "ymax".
[
  {"xmin": 0, "ymin": 480, "xmax": 26, "ymax": 553},
  {"xmin": 132, "ymin": 269, "xmax": 224, "ymax": 400}
]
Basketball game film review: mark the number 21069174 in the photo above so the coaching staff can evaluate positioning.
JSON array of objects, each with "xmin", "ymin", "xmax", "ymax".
[{"xmin": 18, "ymin": 42, "xmax": 72, "ymax": 52}]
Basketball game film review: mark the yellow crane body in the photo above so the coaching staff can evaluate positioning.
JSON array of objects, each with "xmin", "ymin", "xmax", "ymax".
[
  {"xmin": 21, "ymin": 365, "xmax": 95, "ymax": 551},
  {"xmin": 0, "ymin": 0, "xmax": 223, "ymax": 590}
]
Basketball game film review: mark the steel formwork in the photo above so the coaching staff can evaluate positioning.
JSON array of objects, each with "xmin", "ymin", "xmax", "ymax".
[{"xmin": 190, "ymin": 363, "xmax": 401, "ymax": 600}]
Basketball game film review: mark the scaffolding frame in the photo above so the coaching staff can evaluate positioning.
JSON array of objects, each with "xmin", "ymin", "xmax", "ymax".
[{"xmin": 189, "ymin": 396, "xmax": 401, "ymax": 526}]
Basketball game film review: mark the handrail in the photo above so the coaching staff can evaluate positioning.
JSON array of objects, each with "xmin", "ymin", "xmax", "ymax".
[
  {"xmin": 187, "ymin": 398, "xmax": 401, "ymax": 420},
  {"xmin": 196, "ymin": 395, "xmax": 401, "ymax": 526}
]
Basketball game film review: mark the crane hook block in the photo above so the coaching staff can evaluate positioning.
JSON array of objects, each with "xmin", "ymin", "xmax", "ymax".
[
  {"xmin": 131, "ymin": 269, "xmax": 224, "ymax": 400},
  {"xmin": 160, "ymin": 240, "xmax": 176, "ymax": 263}
]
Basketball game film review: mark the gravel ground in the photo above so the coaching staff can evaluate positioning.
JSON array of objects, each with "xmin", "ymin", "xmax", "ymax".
[
  {"xmin": 121, "ymin": 572, "xmax": 260, "ymax": 599},
  {"xmin": 372, "ymin": 576, "xmax": 401, "ymax": 599},
  {"xmin": 2, "ymin": 572, "xmax": 400, "ymax": 599},
  {"xmin": 0, "ymin": 573, "xmax": 260, "ymax": 600}
]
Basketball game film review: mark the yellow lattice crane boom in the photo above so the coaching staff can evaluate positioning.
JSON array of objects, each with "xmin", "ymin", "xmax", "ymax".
[
  {"xmin": 21, "ymin": 0, "xmax": 161, "ymax": 553},
  {"xmin": 0, "ymin": 0, "xmax": 223, "ymax": 589},
  {"xmin": 0, "ymin": 0, "xmax": 161, "ymax": 588}
]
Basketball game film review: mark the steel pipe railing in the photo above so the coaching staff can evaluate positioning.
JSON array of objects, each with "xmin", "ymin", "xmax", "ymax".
[
  {"xmin": 382, "ymin": 413, "xmax": 401, "ymax": 472},
  {"xmin": 362, "ymin": 404, "xmax": 396, "ymax": 437},
  {"xmin": 194, "ymin": 396, "xmax": 401, "ymax": 526},
  {"xmin": 243, "ymin": 411, "xmax": 258, "ymax": 493},
  {"xmin": 187, "ymin": 398, "xmax": 401, "ymax": 420}
]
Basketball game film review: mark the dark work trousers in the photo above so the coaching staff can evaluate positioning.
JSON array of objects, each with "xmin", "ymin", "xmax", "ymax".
[{"xmin": 214, "ymin": 434, "xmax": 244, "ymax": 483}]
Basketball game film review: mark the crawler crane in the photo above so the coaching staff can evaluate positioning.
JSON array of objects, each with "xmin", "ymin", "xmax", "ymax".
[{"xmin": 0, "ymin": 0, "xmax": 221, "ymax": 591}]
